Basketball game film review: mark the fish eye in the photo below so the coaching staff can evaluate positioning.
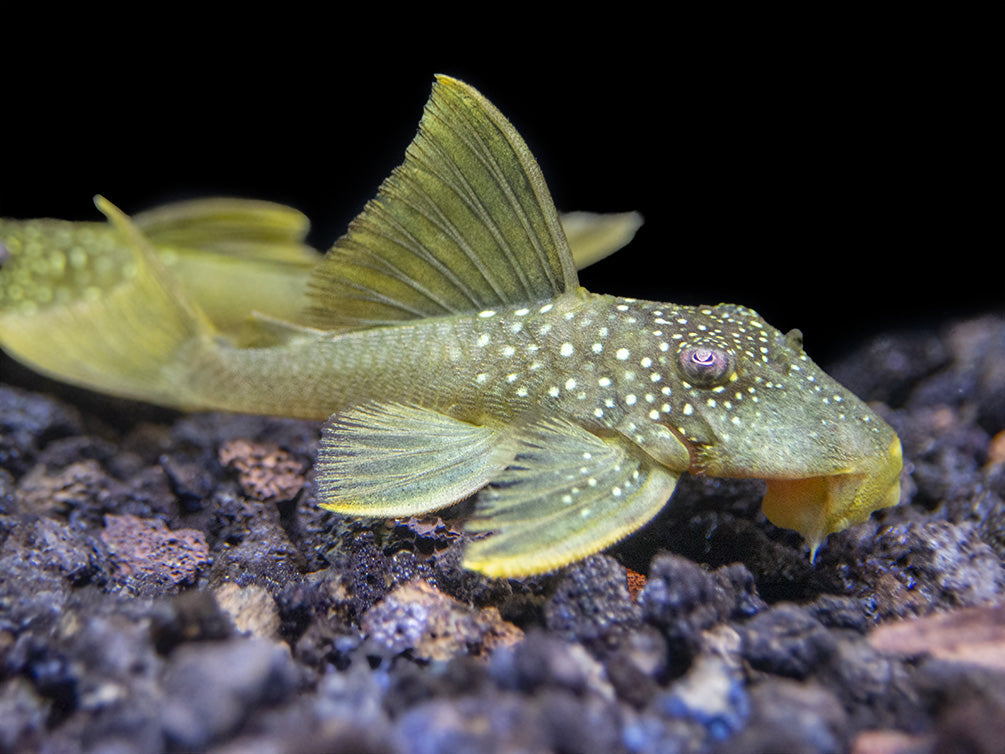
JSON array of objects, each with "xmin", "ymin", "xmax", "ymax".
[{"xmin": 677, "ymin": 345, "xmax": 734, "ymax": 387}]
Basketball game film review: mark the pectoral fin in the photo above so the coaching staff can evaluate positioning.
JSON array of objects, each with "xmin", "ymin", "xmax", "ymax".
[
  {"xmin": 463, "ymin": 418, "xmax": 679, "ymax": 577},
  {"xmin": 315, "ymin": 402, "xmax": 516, "ymax": 518}
]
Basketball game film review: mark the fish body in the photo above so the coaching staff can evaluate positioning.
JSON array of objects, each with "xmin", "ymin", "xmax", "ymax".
[{"xmin": 0, "ymin": 76, "xmax": 902, "ymax": 576}]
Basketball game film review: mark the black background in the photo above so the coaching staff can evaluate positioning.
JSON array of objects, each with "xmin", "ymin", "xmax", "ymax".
[{"xmin": 3, "ymin": 25, "xmax": 999, "ymax": 368}]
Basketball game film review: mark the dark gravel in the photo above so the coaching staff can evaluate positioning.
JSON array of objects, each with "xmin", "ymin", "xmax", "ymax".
[{"xmin": 1, "ymin": 313, "xmax": 1003, "ymax": 754}]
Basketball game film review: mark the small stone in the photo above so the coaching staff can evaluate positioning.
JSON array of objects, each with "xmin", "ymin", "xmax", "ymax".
[
  {"xmin": 490, "ymin": 630, "xmax": 614, "ymax": 700},
  {"xmin": 740, "ymin": 603, "xmax": 836, "ymax": 679},
  {"xmin": 17, "ymin": 460, "xmax": 109, "ymax": 517},
  {"xmin": 160, "ymin": 637, "xmax": 301, "ymax": 750},
  {"xmin": 362, "ymin": 580, "xmax": 522, "ymax": 661},
  {"xmin": 100, "ymin": 514, "xmax": 209, "ymax": 592},
  {"xmin": 656, "ymin": 655, "xmax": 749, "ymax": 742},
  {"xmin": 869, "ymin": 604, "xmax": 1005, "ymax": 673},
  {"xmin": 219, "ymin": 439, "xmax": 305, "ymax": 503},
  {"xmin": 727, "ymin": 678, "xmax": 848, "ymax": 754},
  {"xmin": 850, "ymin": 729, "xmax": 933, "ymax": 754},
  {"xmin": 544, "ymin": 555, "xmax": 641, "ymax": 645},
  {"xmin": 215, "ymin": 582, "xmax": 282, "ymax": 641},
  {"xmin": 638, "ymin": 554, "xmax": 728, "ymax": 666},
  {"xmin": 0, "ymin": 386, "xmax": 82, "ymax": 477}
]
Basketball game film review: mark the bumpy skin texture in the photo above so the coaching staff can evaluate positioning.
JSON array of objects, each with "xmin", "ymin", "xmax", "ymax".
[{"xmin": 0, "ymin": 77, "xmax": 902, "ymax": 577}]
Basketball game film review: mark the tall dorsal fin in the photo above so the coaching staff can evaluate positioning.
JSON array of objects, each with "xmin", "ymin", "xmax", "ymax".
[{"xmin": 307, "ymin": 75, "xmax": 579, "ymax": 330}]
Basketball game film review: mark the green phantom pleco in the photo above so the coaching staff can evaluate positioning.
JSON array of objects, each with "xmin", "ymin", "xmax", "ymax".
[{"xmin": 0, "ymin": 76, "xmax": 902, "ymax": 577}]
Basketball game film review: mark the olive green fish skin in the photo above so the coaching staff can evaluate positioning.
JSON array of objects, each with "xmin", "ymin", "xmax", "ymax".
[
  {"xmin": 0, "ymin": 76, "xmax": 903, "ymax": 576},
  {"xmin": 186, "ymin": 287, "xmax": 894, "ymax": 484}
]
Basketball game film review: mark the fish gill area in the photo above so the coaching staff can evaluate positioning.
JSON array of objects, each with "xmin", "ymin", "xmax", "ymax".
[{"xmin": 1, "ymin": 312, "xmax": 1003, "ymax": 754}]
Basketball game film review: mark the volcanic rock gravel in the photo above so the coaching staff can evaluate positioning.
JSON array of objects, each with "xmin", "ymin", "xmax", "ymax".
[{"xmin": 1, "ymin": 314, "xmax": 1003, "ymax": 754}]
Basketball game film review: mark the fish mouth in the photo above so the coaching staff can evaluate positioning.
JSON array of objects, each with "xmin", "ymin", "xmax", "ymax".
[{"xmin": 759, "ymin": 436, "xmax": 903, "ymax": 557}]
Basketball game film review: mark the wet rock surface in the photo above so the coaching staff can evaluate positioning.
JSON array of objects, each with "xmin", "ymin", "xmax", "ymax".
[{"xmin": 1, "ymin": 313, "xmax": 1003, "ymax": 753}]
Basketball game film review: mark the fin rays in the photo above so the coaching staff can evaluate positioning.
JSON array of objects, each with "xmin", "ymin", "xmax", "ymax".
[
  {"xmin": 418, "ymin": 105, "xmax": 544, "ymax": 300},
  {"xmin": 315, "ymin": 403, "xmax": 515, "ymax": 518},
  {"xmin": 314, "ymin": 408, "xmax": 679, "ymax": 578},
  {"xmin": 383, "ymin": 167, "xmax": 509, "ymax": 304},
  {"xmin": 463, "ymin": 419, "xmax": 679, "ymax": 577},
  {"xmin": 365, "ymin": 194, "xmax": 481, "ymax": 310},
  {"xmin": 307, "ymin": 75, "xmax": 577, "ymax": 330}
]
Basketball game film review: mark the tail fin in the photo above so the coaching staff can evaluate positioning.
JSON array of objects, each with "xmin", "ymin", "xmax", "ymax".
[{"xmin": 0, "ymin": 197, "xmax": 216, "ymax": 406}]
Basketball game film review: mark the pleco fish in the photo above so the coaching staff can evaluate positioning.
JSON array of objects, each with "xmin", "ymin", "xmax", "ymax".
[{"xmin": 0, "ymin": 76, "xmax": 902, "ymax": 577}]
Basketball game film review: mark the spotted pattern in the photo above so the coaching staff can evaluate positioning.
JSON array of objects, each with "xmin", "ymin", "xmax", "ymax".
[
  {"xmin": 377, "ymin": 292, "xmax": 891, "ymax": 482},
  {"xmin": 0, "ymin": 220, "xmax": 136, "ymax": 315},
  {"xmin": 303, "ymin": 287, "xmax": 894, "ymax": 493}
]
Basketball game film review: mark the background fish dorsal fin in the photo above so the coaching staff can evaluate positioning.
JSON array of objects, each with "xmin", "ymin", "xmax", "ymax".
[
  {"xmin": 132, "ymin": 197, "xmax": 314, "ymax": 261},
  {"xmin": 307, "ymin": 75, "xmax": 579, "ymax": 330},
  {"xmin": 132, "ymin": 198, "xmax": 321, "ymax": 332}
]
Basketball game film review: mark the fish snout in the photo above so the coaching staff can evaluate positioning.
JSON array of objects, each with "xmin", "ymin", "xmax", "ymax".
[{"xmin": 760, "ymin": 435, "xmax": 903, "ymax": 556}]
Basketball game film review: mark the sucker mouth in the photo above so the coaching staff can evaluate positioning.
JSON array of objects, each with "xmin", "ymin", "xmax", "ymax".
[{"xmin": 759, "ymin": 437, "xmax": 903, "ymax": 556}]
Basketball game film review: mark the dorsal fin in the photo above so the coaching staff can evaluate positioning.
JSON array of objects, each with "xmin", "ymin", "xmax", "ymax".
[
  {"xmin": 132, "ymin": 197, "xmax": 316, "ymax": 263},
  {"xmin": 307, "ymin": 75, "xmax": 579, "ymax": 330},
  {"xmin": 132, "ymin": 198, "xmax": 320, "ymax": 332}
]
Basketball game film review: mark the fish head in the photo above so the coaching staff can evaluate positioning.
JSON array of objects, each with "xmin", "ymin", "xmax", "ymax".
[{"xmin": 667, "ymin": 303, "xmax": 902, "ymax": 554}]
